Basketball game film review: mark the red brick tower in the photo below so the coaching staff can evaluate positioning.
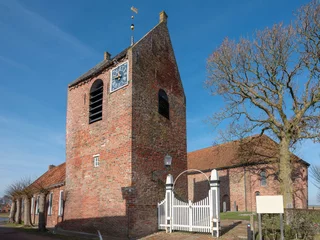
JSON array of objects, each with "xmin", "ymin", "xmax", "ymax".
[{"xmin": 64, "ymin": 11, "xmax": 187, "ymax": 238}]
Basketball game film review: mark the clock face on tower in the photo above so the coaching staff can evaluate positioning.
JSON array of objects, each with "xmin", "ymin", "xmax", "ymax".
[{"xmin": 110, "ymin": 61, "xmax": 129, "ymax": 92}]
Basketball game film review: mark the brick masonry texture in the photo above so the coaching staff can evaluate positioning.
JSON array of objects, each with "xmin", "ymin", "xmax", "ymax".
[
  {"xmin": 30, "ymin": 185, "xmax": 65, "ymax": 228},
  {"xmin": 29, "ymin": 163, "xmax": 66, "ymax": 228},
  {"xmin": 63, "ymin": 16, "xmax": 187, "ymax": 238},
  {"xmin": 130, "ymin": 20, "xmax": 187, "ymax": 237},
  {"xmin": 188, "ymin": 159, "xmax": 308, "ymax": 212},
  {"xmin": 188, "ymin": 135, "xmax": 308, "ymax": 211}
]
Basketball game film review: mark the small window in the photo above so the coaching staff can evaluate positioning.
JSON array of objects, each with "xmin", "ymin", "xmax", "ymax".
[
  {"xmin": 255, "ymin": 191, "xmax": 260, "ymax": 196},
  {"xmin": 58, "ymin": 190, "xmax": 64, "ymax": 216},
  {"xmin": 35, "ymin": 196, "xmax": 40, "ymax": 215},
  {"xmin": 93, "ymin": 155, "xmax": 100, "ymax": 167},
  {"xmin": 158, "ymin": 89, "xmax": 169, "ymax": 119},
  {"xmin": 47, "ymin": 192, "xmax": 53, "ymax": 215},
  {"xmin": 89, "ymin": 79, "xmax": 103, "ymax": 124},
  {"xmin": 260, "ymin": 170, "xmax": 267, "ymax": 186}
]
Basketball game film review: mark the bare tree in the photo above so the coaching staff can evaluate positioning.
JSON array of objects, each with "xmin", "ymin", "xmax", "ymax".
[
  {"xmin": 5, "ymin": 179, "xmax": 27, "ymax": 224},
  {"xmin": 30, "ymin": 178, "xmax": 49, "ymax": 232},
  {"xmin": 5, "ymin": 182, "xmax": 20, "ymax": 223},
  {"xmin": 206, "ymin": 1, "xmax": 320, "ymax": 208},
  {"xmin": 19, "ymin": 177, "xmax": 33, "ymax": 227},
  {"xmin": 310, "ymin": 164, "xmax": 320, "ymax": 202}
]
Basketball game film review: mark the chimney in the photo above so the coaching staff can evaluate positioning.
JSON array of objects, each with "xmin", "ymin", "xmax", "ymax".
[
  {"xmin": 48, "ymin": 165, "xmax": 55, "ymax": 170},
  {"xmin": 104, "ymin": 52, "xmax": 111, "ymax": 60},
  {"xmin": 159, "ymin": 11, "xmax": 168, "ymax": 23}
]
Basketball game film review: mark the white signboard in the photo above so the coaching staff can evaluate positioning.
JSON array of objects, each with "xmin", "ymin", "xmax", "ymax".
[{"xmin": 256, "ymin": 195, "xmax": 284, "ymax": 214}]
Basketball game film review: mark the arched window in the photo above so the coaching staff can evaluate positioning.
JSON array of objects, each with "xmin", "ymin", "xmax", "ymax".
[
  {"xmin": 89, "ymin": 79, "xmax": 103, "ymax": 124},
  {"xmin": 158, "ymin": 89, "xmax": 169, "ymax": 119},
  {"xmin": 255, "ymin": 191, "xmax": 260, "ymax": 196},
  {"xmin": 222, "ymin": 194, "xmax": 230, "ymax": 212},
  {"xmin": 260, "ymin": 170, "xmax": 267, "ymax": 186}
]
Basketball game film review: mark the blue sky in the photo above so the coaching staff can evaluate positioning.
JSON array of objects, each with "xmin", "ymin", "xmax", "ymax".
[{"xmin": 0, "ymin": 0, "xmax": 319, "ymax": 205}]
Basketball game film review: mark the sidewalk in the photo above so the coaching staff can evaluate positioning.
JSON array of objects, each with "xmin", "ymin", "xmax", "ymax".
[
  {"xmin": 141, "ymin": 220, "xmax": 249, "ymax": 240},
  {"xmin": 0, "ymin": 220, "xmax": 249, "ymax": 240}
]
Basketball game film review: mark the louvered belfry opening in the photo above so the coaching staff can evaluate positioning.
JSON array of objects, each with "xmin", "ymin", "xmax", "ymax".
[
  {"xmin": 158, "ymin": 89, "xmax": 169, "ymax": 119},
  {"xmin": 89, "ymin": 79, "xmax": 103, "ymax": 124}
]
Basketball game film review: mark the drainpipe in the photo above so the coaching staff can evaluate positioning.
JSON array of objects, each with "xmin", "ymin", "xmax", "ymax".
[{"xmin": 244, "ymin": 167, "xmax": 247, "ymax": 212}]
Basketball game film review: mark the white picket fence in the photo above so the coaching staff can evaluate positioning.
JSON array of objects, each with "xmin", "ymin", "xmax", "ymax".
[
  {"xmin": 157, "ymin": 170, "xmax": 220, "ymax": 237},
  {"xmin": 158, "ymin": 199, "xmax": 167, "ymax": 230}
]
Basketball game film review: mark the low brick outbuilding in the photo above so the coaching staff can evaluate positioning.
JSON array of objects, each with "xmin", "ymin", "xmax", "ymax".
[
  {"xmin": 30, "ymin": 163, "xmax": 65, "ymax": 228},
  {"xmin": 188, "ymin": 135, "xmax": 309, "ymax": 212}
]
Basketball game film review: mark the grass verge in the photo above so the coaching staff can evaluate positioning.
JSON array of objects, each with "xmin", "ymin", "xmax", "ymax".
[
  {"xmin": 220, "ymin": 211, "xmax": 254, "ymax": 221},
  {"xmin": 0, "ymin": 213, "xmax": 9, "ymax": 218}
]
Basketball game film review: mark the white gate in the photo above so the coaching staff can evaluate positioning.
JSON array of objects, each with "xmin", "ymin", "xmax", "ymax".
[
  {"xmin": 157, "ymin": 169, "xmax": 220, "ymax": 237},
  {"xmin": 172, "ymin": 194, "xmax": 211, "ymax": 233}
]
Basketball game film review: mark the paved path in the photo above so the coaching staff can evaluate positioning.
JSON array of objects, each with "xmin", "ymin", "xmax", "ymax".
[
  {"xmin": 0, "ymin": 220, "xmax": 249, "ymax": 240},
  {"xmin": 141, "ymin": 221, "xmax": 248, "ymax": 240}
]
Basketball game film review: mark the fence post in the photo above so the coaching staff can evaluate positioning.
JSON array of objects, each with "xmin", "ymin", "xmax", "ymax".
[
  {"xmin": 210, "ymin": 169, "xmax": 220, "ymax": 238},
  {"xmin": 165, "ymin": 174, "xmax": 173, "ymax": 233}
]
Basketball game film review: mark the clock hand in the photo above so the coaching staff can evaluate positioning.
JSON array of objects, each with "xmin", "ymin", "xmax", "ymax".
[{"xmin": 115, "ymin": 73, "xmax": 122, "ymax": 80}]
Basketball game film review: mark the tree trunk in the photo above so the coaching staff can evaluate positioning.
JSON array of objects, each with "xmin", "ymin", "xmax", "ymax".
[
  {"xmin": 279, "ymin": 137, "xmax": 294, "ymax": 208},
  {"xmin": 38, "ymin": 193, "xmax": 47, "ymax": 232},
  {"xmin": 23, "ymin": 196, "xmax": 31, "ymax": 226},
  {"xmin": 9, "ymin": 199, "xmax": 16, "ymax": 223},
  {"xmin": 15, "ymin": 198, "xmax": 22, "ymax": 224}
]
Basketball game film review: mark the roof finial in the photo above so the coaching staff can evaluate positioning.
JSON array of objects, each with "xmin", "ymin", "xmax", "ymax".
[
  {"xmin": 130, "ymin": 6, "xmax": 138, "ymax": 46},
  {"xmin": 159, "ymin": 11, "xmax": 168, "ymax": 23}
]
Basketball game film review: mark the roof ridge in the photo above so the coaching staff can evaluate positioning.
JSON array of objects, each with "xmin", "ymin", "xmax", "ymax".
[
  {"xmin": 187, "ymin": 134, "xmax": 272, "ymax": 154},
  {"xmin": 69, "ymin": 20, "xmax": 168, "ymax": 88}
]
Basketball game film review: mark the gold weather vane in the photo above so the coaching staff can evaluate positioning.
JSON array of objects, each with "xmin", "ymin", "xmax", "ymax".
[{"xmin": 131, "ymin": 6, "xmax": 138, "ymax": 46}]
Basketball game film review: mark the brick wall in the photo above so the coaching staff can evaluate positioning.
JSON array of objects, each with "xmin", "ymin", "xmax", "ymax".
[
  {"xmin": 63, "ymin": 15, "xmax": 187, "ymax": 239},
  {"xmin": 64, "ymin": 53, "xmax": 133, "ymax": 237},
  {"xmin": 130, "ymin": 20, "xmax": 187, "ymax": 237},
  {"xmin": 188, "ymin": 162, "xmax": 308, "ymax": 212},
  {"xmin": 30, "ymin": 186, "xmax": 64, "ymax": 227}
]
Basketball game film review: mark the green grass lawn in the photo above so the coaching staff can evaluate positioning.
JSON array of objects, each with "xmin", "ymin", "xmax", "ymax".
[
  {"xmin": 0, "ymin": 212, "xmax": 9, "ymax": 218},
  {"xmin": 220, "ymin": 211, "xmax": 254, "ymax": 221}
]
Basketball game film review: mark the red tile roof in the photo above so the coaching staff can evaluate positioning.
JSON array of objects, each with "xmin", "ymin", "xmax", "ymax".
[
  {"xmin": 188, "ymin": 135, "xmax": 308, "ymax": 170},
  {"xmin": 30, "ymin": 162, "xmax": 66, "ymax": 191}
]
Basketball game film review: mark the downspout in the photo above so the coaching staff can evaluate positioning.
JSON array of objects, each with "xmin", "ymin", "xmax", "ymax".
[{"xmin": 244, "ymin": 167, "xmax": 247, "ymax": 212}]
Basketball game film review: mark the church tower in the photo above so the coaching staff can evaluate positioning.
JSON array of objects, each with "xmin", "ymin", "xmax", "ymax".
[{"xmin": 64, "ymin": 11, "xmax": 187, "ymax": 238}]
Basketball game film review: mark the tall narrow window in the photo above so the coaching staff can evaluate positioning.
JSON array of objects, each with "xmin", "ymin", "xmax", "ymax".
[
  {"xmin": 35, "ymin": 196, "xmax": 40, "ymax": 215},
  {"xmin": 31, "ymin": 197, "xmax": 34, "ymax": 214},
  {"xmin": 89, "ymin": 79, "xmax": 103, "ymax": 124},
  {"xmin": 158, "ymin": 89, "xmax": 169, "ymax": 119},
  {"xmin": 260, "ymin": 170, "xmax": 267, "ymax": 186},
  {"xmin": 47, "ymin": 192, "xmax": 53, "ymax": 215},
  {"xmin": 58, "ymin": 190, "xmax": 64, "ymax": 216}
]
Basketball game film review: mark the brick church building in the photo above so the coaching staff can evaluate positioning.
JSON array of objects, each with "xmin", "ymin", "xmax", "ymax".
[
  {"xmin": 188, "ymin": 135, "xmax": 309, "ymax": 212},
  {"xmin": 26, "ymin": 10, "xmax": 309, "ymax": 239},
  {"xmin": 65, "ymin": 11, "xmax": 186, "ymax": 238}
]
